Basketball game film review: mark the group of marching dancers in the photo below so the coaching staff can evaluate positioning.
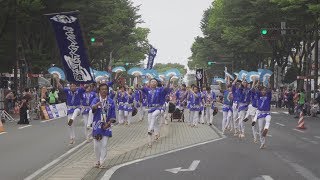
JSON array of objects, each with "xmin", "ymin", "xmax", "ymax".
[
  {"xmin": 222, "ymin": 76, "xmax": 272, "ymax": 149},
  {"xmin": 53, "ymin": 71, "xmax": 272, "ymax": 168}
]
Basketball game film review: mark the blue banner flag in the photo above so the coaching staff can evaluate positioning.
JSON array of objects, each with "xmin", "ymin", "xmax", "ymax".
[
  {"xmin": 146, "ymin": 45, "xmax": 157, "ymax": 69},
  {"xmin": 46, "ymin": 11, "xmax": 93, "ymax": 83}
]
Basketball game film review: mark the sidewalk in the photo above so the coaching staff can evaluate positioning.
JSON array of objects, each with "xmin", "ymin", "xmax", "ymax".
[{"xmin": 35, "ymin": 116, "xmax": 221, "ymax": 180}]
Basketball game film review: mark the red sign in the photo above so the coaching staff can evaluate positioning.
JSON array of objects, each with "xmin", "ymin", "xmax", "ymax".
[{"xmin": 27, "ymin": 74, "xmax": 43, "ymax": 78}]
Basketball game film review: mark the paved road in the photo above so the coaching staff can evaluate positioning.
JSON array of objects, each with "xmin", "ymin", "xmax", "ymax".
[
  {"xmin": 0, "ymin": 116, "xmax": 86, "ymax": 180},
  {"xmin": 109, "ymin": 110, "xmax": 320, "ymax": 180}
]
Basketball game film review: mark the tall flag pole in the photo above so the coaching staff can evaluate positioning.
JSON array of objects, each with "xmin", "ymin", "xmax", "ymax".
[
  {"xmin": 46, "ymin": 11, "xmax": 94, "ymax": 83},
  {"xmin": 146, "ymin": 45, "xmax": 157, "ymax": 69}
]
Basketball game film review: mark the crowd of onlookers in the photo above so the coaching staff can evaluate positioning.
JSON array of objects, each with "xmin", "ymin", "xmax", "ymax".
[
  {"xmin": 2, "ymin": 87, "xmax": 66, "ymax": 124},
  {"xmin": 271, "ymin": 88, "xmax": 320, "ymax": 118}
]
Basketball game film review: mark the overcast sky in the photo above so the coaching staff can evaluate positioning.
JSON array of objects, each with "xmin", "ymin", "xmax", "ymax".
[{"xmin": 131, "ymin": 0, "xmax": 213, "ymax": 68}]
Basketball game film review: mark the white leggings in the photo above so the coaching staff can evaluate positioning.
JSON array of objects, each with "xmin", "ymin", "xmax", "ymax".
[
  {"xmin": 118, "ymin": 110, "xmax": 125, "ymax": 124},
  {"xmin": 232, "ymin": 103, "xmax": 239, "ymax": 131},
  {"xmin": 124, "ymin": 111, "xmax": 132, "ymax": 124},
  {"xmin": 222, "ymin": 110, "xmax": 232, "ymax": 131},
  {"xmin": 190, "ymin": 110, "xmax": 200, "ymax": 126},
  {"xmin": 139, "ymin": 106, "xmax": 147, "ymax": 121},
  {"xmin": 238, "ymin": 110, "xmax": 246, "ymax": 134},
  {"xmin": 245, "ymin": 106, "xmax": 258, "ymax": 140},
  {"xmin": 82, "ymin": 114, "xmax": 92, "ymax": 139},
  {"xmin": 67, "ymin": 108, "xmax": 81, "ymax": 139},
  {"xmin": 148, "ymin": 109, "xmax": 161, "ymax": 132},
  {"xmin": 258, "ymin": 115, "xmax": 272, "ymax": 145},
  {"xmin": 203, "ymin": 107, "xmax": 214, "ymax": 124},
  {"xmin": 94, "ymin": 136, "xmax": 108, "ymax": 164}
]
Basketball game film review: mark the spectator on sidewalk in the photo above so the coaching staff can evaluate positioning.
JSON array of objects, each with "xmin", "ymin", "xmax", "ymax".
[
  {"xmin": 287, "ymin": 89, "xmax": 294, "ymax": 115},
  {"xmin": 310, "ymin": 99, "xmax": 319, "ymax": 117},
  {"xmin": 48, "ymin": 88, "xmax": 58, "ymax": 105},
  {"xmin": 17, "ymin": 96, "xmax": 30, "ymax": 125},
  {"xmin": 5, "ymin": 91, "xmax": 15, "ymax": 113},
  {"xmin": 295, "ymin": 89, "xmax": 305, "ymax": 117}
]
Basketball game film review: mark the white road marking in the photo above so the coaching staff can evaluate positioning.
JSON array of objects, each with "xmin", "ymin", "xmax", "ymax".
[
  {"xmin": 18, "ymin": 125, "xmax": 32, "ymax": 129},
  {"xmin": 271, "ymin": 112, "xmax": 279, "ymax": 114},
  {"xmin": 301, "ymin": 137, "xmax": 319, "ymax": 145},
  {"xmin": 262, "ymin": 175, "xmax": 274, "ymax": 180},
  {"xmin": 314, "ymin": 136, "xmax": 320, "ymax": 139},
  {"xmin": 40, "ymin": 117, "xmax": 62, "ymax": 123},
  {"xmin": 267, "ymin": 134, "xmax": 272, "ymax": 137},
  {"xmin": 165, "ymin": 160, "xmax": 200, "ymax": 174},
  {"xmin": 276, "ymin": 123, "xmax": 285, "ymax": 127},
  {"xmin": 24, "ymin": 140, "xmax": 87, "ymax": 180},
  {"xmin": 283, "ymin": 112, "xmax": 289, "ymax": 115},
  {"xmin": 101, "ymin": 137, "xmax": 225, "ymax": 180},
  {"xmin": 310, "ymin": 141, "xmax": 319, "ymax": 145},
  {"xmin": 293, "ymin": 129, "xmax": 305, "ymax": 133},
  {"xmin": 0, "ymin": 132, "xmax": 7, "ymax": 135},
  {"xmin": 274, "ymin": 152, "xmax": 320, "ymax": 180}
]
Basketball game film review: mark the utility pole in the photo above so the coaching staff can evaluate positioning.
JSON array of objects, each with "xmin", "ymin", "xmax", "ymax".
[{"xmin": 314, "ymin": 8, "xmax": 319, "ymax": 95}]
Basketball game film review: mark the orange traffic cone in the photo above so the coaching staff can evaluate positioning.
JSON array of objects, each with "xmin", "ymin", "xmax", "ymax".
[
  {"xmin": 0, "ymin": 119, "xmax": 5, "ymax": 133},
  {"xmin": 296, "ymin": 111, "xmax": 306, "ymax": 130}
]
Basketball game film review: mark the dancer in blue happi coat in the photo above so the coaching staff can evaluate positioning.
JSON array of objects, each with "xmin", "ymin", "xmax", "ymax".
[
  {"xmin": 232, "ymin": 75, "xmax": 251, "ymax": 138},
  {"xmin": 231, "ymin": 79, "xmax": 241, "ymax": 136},
  {"xmin": 238, "ymin": 76, "xmax": 252, "ymax": 138},
  {"xmin": 222, "ymin": 83, "xmax": 233, "ymax": 134},
  {"xmin": 202, "ymin": 87, "xmax": 216, "ymax": 126},
  {"xmin": 138, "ymin": 75, "xmax": 173, "ymax": 148},
  {"xmin": 255, "ymin": 77, "xmax": 272, "ymax": 149},
  {"xmin": 56, "ymin": 78, "xmax": 85, "ymax": 145},
  {"xmin": 189, "ymin": 86, "xmax": 202, "ymax": 127},
  {"xmin": 91, "ymin": 83, "xmax": 116, "ymax": 168},
  {"xmin": 175, "ymin": 84, "xmax": 188, "ymax": 110},
  {"xmin": 116, "ymin": 86, "xmax": 129, "ymax": 125},
  {"xmin": 81, "ymin": 84, "xmax": 97, "ymax": 142},
  {"xmin": 243, "ymin": 77, "xmax": 259, "ymax": 143},
  {"xmin": 124, "ymin": 87, "xmax": 134, "ymax": 125}
]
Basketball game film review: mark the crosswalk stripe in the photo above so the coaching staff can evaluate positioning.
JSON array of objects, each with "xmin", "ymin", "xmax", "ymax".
[
  {"xmin": 293, "ymin": 129, "xmax": 305, "ymax": 133},
  {"xmin": 18, "ymin": 125, "xmax": 32, "ymax": 129}
]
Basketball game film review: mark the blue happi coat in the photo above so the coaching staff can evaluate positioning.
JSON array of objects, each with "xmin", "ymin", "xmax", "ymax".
[
  {"xmin": 257, "ymin": 90, "xmax": 272, "ymax": 119},
  {"xmin": 142, "ymin": 86, "xmax": 171, "ymax": 113},
  {"xmin": 91, "ymin": 96, "xmax": 116, "ymax": 137},
  {"xmin": 117, "ymin": 91, "xmax": 129, "ymax": 111},
  {"xmin": 81, "ymin": 91, "xmax": 97, "ymax": 115},
  {"xmin": 63, "ymin": 87, "xmax": 85, "ymax": 115},
  {"xmin": 222, "ymin": 90, "xmax": 233, "ymax": 112},
  {"xmin": 189, "ymin": 92, "xmax": 202, "ymax": 111}
]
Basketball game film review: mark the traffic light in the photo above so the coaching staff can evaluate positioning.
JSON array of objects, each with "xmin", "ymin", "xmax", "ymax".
[
  {"xmin": 261, "ymin": 29, "xmax": 268, "ymax": 35},
  {"xmin": 260, "ymin": 28, "xmax": 280, "ymax": 40},
  {"xmin": 90, "ymin": 37, "xmax": 96, "ymax": 42},
  {"xmin": 208, "ymin": 61, "xmax": 214, "ymax": 65}
]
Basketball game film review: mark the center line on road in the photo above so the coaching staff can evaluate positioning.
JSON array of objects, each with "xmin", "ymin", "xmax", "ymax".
[
  {"xmin": 276, "ymin": 123, "xmax": 285, "ymax": 127},
  {"xmin": 0, "ymin": 132, "xmax": 7, "ymax": 135},
  {"xmin": 18, "ymin": 125, "xmax": 32, "ymax": 129},
  {"xmin": 293, "ymin": 129, "xmax": 305, "ymax": 133},
  {"xmin": 40, "ymin": 117, "xmax": 63, "ymax": 123},
  {"xmin": 262, "ymin": 175, "xmax": 274, "ymax": 180}
]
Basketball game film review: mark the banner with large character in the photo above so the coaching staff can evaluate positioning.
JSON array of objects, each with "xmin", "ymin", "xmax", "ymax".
[
  {"xmin": 196, "ymin": 69, "xmax": 204, "ymax": 90},
  {"xmin": 46, "ymin": 11, "xmax": 93, "ymax": 83}
]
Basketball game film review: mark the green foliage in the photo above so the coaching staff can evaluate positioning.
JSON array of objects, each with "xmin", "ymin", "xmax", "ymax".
[
  {"xmin": 189, "ymin": 0, "xmax": 319, "ymax": 78},
  {"xmin": 0, "ymin": 0, "xmax": 150, "ymax": 73},
  {"xmin": 283, "ymin": 67, "xmax": 298, "ymax": 84},
  {"xmin": 153, "ymin": 63, "xmax": 187, "ymax": 76}
]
